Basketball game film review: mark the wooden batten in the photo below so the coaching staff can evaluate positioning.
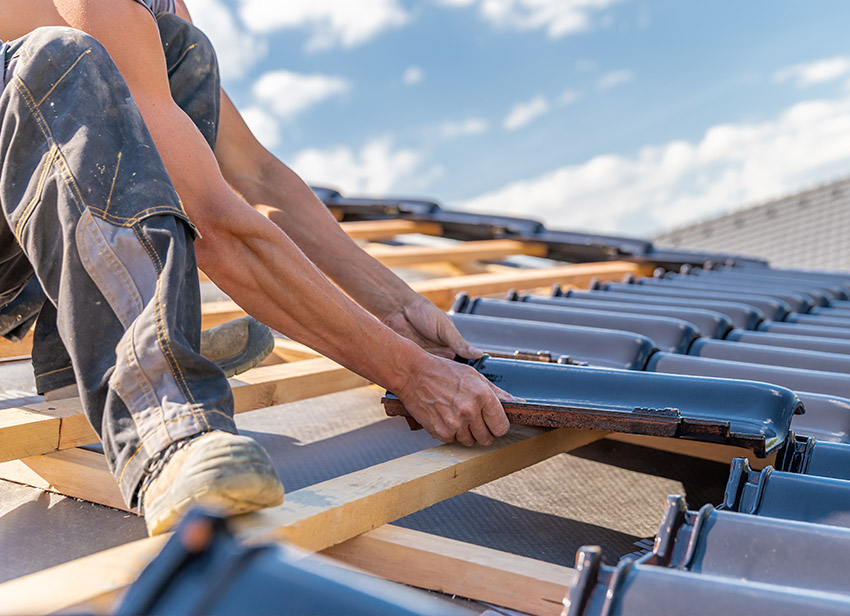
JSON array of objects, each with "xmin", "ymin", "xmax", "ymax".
[
  {"xmin": 0, "ymin": 448, "xmax": 127, "ymax": 511},
  {"xmin": 0, "ymin": 333, "xmax": 32, "ymax": 359},
  {"xmin": 340, "ymin": 220, "xmax": 443, "ymax": 241},
  {"xmin": 197, "ymin": 260, "xmax": 648, "ymax": 328},
  {"xmin": 365, "ymin": 239, "xmax": 548, "ymax": 267},
  {"xmin": 606, "ymin": 433, "xmax": 777, "ymax": 470},
  {"xmin": 0, "ymin": 359, "xmax": 367, "ymax": 464},
  {"xmin": 412, "ymin": 260, "xmax": 653, "ymax": 309},
  {"xmin": 0, "ymin": 427, "xmax": 604, "ymax": 615},
  {"xmin": 325, "ymin": 525, "xmax": 573, "ymax": 616}
]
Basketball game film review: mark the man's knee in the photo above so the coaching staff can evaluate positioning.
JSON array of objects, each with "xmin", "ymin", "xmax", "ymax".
[
  {"xmin": 157, "ymin": 13, "xmax": 218, "ymax": 73},
  {"xmin": 156, "ymin": 13, "xmax": 221, "ymax": 149},
  {"xmin": 23, "ymin": 26, "xmax": 112, "ymax": 67}
]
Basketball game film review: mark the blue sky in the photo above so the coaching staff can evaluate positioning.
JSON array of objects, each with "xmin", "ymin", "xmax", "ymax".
[{"xmin": 189, "ymin": 0, "xmax": 850, "ymax": 237}]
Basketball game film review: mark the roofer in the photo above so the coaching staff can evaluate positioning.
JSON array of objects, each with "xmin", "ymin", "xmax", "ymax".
[{"xmin": 0, "ymin": 0, "xmax": 511, "ymax": 535}]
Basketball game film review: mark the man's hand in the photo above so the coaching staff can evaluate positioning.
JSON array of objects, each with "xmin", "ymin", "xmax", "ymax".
[
  {"xmin": 396, "ymin": 354, "xmax": 513, "ymax": 447},
  {"xmin": 382, "ymin": 295, "xmax": 481, "ymax": 360}
]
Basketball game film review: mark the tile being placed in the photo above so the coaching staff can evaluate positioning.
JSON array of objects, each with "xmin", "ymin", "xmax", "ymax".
[{"xmin": 383, "ymin": 355, "xmax": 801, "ymax": 456}]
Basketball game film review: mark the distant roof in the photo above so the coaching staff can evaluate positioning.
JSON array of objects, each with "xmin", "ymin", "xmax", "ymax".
[{"xmin": 654, "ymin": 175, "xmax": 850, "ymax": 272}]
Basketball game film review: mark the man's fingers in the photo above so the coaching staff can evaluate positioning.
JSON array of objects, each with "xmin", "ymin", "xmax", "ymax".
[
  {"xmin": 481, "ymin": 391, "xmax": 510, "ymax": 437},
  {"xmin": 487, "ymin": 380, "xmax": 524, "ymax": 403},
  {"xmin": 455, "ymin": 425, "xmax": 475, "ymax": 447},
  {"xmin": 455, "ymin": 342, "xmax": 484, "ymax": 360},
  {"xmin": 439, "ymin": 317, "xmax": 483, "ymax": 359},
  {"xmin": 468, "ymin": 418, "xmax": 495, "ymax": 447}
]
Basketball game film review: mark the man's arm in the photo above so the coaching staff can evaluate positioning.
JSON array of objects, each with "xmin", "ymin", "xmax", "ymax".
[
  {"xmin": 214, "ymin": 92, "xmax": 481, "ymax": 359},
  {"xmin": 174, "ymin": 0, "xmax": 479, "ymax": 359},
  {"xmin": 57, "ymin": 0, "xmax": 509, "ymax": 446}
]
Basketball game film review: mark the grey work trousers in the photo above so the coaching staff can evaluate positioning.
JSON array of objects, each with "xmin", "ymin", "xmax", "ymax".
[{"xmin": 0, "ymin": 15, "xmax": 236, "ymax": 506}]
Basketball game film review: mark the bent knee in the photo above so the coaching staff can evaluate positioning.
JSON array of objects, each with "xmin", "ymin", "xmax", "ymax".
[
  {"xmin": 24, "ymin": 26, "xmax": 111, "ymax": 64},
  {"xmin": 156, "ymin": 13, "xmax": 218, "ymax": 68}
]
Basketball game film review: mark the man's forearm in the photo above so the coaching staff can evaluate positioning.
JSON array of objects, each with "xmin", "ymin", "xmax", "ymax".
[
  {"xmin": 247, "ymin": 165, "xmax": 417, "ymax": 319},
  {"xmin": 215, "ymin": 93, "xmax": 418, "ymax": 322},
  {"xmin": 193, "ymin": 190, "xmax": 429, "ymax": 393}
]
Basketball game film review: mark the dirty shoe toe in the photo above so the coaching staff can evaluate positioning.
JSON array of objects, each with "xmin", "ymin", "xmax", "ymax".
[{"xmin": 142, "ymin": 431, "xmax": 284, "ymax": 536}]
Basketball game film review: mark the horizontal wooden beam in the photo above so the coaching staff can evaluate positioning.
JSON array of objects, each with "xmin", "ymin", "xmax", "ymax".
[
  {"xmin": 0, "ymin": 448, "xmax": 126, "ymax": 511},
  {"xmin": 196, "ymin": 219, "xmax": 446, "ymax": 281},
  {"xmin": 0, "ymin": 426, "xmax": 605, "ymax": 615},
  {"xmin": 365, "ymin": 239, "xmax": 548, "ymax": 267},
  {"xmin": 270, "ymin": 338, "xmax": 323, "ymax": 362},
  {"xmin": 197, "ymin": 261, "xmax": 649, "ymax": 328},
  {"xmin": 0, "ymin": 358, "xmax": 367, "ymax": 464},
  {"xmin": 340, "ymin": 220, "xmax": 443, "ymax": 241},
  {"xmin": 411, "ymin": 260, "xmax": 653, "ymax": 310},
  {"xmin": 0, "ymin": 333, "xmax": 31, "ymax": 359},
  {"xmin": 237, "ymin": 427, "xmax": 607, "ymax": 549},
  {"xmin": 325, "ymin": 525, "xmax": 573, "ymax": 616},
  {"xmin": 605, "ymin": 433, "xmax": 776, "ymax": 470},
  {"xmin": 0, "ymin": 260, "xmax": 645, "ymax": 356}
]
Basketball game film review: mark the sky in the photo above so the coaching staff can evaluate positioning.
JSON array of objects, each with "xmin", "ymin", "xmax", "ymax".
[{"xmin": 188, "ymin": 0, "xmax": 850, "ymax": 238}]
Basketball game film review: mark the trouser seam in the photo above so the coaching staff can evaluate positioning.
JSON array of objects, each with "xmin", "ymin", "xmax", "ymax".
[
  {"xmin": 14, "ymin": 144, "xmax": 56, "ymax": 242},
  {"xmin": 120, "ymin": 321, "xmax": 171, "ymax": 449},
  {"xmin": 103, "ymin": 150, "xmax": 123, "ymax": 216},
  {"xmin": 133, "ymin": 225, "xmax": 210, "ymax": 431},
  {"xmin": 36, "ymin": 49, "xmax": 92, "ymax": 107},
  {"xmin": 167, "ymin": 44, "xmax": 197, "ymax": 75},
  {"xmin": 133, "ymin": 224, "xmax": 209, "ymax": 431},
  {"xmin": 35, "ymin": 364, "xmax": 74, "ymax": 379},
  {"xmin": 153, "ymin": 276, "xmax": 211, "ymax": 430},
  {"xmin": 15, "ymin": 78, "xmax": 89, "ymax": 215}
]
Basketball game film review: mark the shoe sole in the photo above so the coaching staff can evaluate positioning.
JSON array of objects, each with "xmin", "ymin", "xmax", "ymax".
[{"xmin": 216, "ymin": 319, "xmax": 275, "ymax": 378}]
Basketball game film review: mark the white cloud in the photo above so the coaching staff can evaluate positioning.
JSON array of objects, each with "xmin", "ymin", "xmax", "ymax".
[
  {"xmin": 439, "ymin": 117, "xmax": 490, "ymax": 138},
  {"xmin": 252, "ymin": 70, "xmax": 350, "ymax": 119},
  {"xmin": 189, "ymin": 0, "xmax": 267, "ymax": 80},
  {"xmin": 239, "ymin": 107, "xmax": 281, "ymax": 149},
  {"xmin": 559, "ymin": 89, "xmax": 579, "ymax": 105},
  {"xmin": 458, "ymin": 93, "xmax": 850, "ymax": 236},
  {"xmin": 289, "ymin": 137, "xmax": 428, "ymax": 194},
  {"xmin": 237, "ymin": 0, "xmax": 409, "ymax": 51},
  {"xmin": 596, "ymin": 69, "xmax": 634, "ymax": 90},
  {"xmin": 437, "ymin": 0, "xmax": 622, "ymax": 38},
  {"xmin": 503, "ymin": 95, "xmax": 550, "ymax": 130},
  {"xmin": 403, "ymin": 66, "xmax": 424, "ymax": 85},
  {"xmin": 773, "ymin": 56, "xmax": 850, "ymax": 88}
]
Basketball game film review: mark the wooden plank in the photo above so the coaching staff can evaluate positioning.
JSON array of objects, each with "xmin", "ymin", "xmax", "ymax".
[
  {"xmin": 3, "ymin": 261, "xmax": 643, "ymax": 352},
  {"xmin": 0, "ymin": 332, "xmax": 31, "ymax": 358},
  {"xmin": 0, "ymin": 448, "xmax": 127, "ymax": 512},
  {"xmin": 365, "ymin": 239, "xmax": 548, "ymax": 267},
  {"xmin": 324, "ymin": 525, "xmax": 572, "ymax": 616},
  {"xmin": 195, "ymin": 261, "xmax": 651, "ymax": 327},
  {"xmin": 0, "ymin": 426, "xmax": 606, "ymax": 615},
  {"xmin": 270, "ymin": 338, "xmax": 323, "ymax": 362},
  {"xmin": 0, "ymin": 408, "xmax": 60, "ymax": 461},
  {"xmin": 340, "ymin": 220, "xmax": 443, "ymax": 241},
  {"xmin": 196, "ymin": 219, "xmax": 446, "ymax": 283},
  {"xmin": 200, "ymin": 300, "xmax": 247, "ymax": 329},
  {"xmin": 411, "ymin": 260, "xmax": 653, "ymax": 310},
  {"xmin": 606, "ymin": 433, "xmax": 776, "ymax": 470},
  {"xmin": 0, "ymin": 358, "xmax": 368, "ymax": 463},
  {"xmin": 238, "ymin": 426, "xmax": 607, "ymax": 549}
]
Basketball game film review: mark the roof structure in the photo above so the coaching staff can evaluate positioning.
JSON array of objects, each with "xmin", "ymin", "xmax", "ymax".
[
  {"xmin": 654, "ymin": 175, "xmax": 850, "ymax": 272},
  {"xmin": 3, "ymin": 187, "xmax": 850, "ymax": 614}
]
